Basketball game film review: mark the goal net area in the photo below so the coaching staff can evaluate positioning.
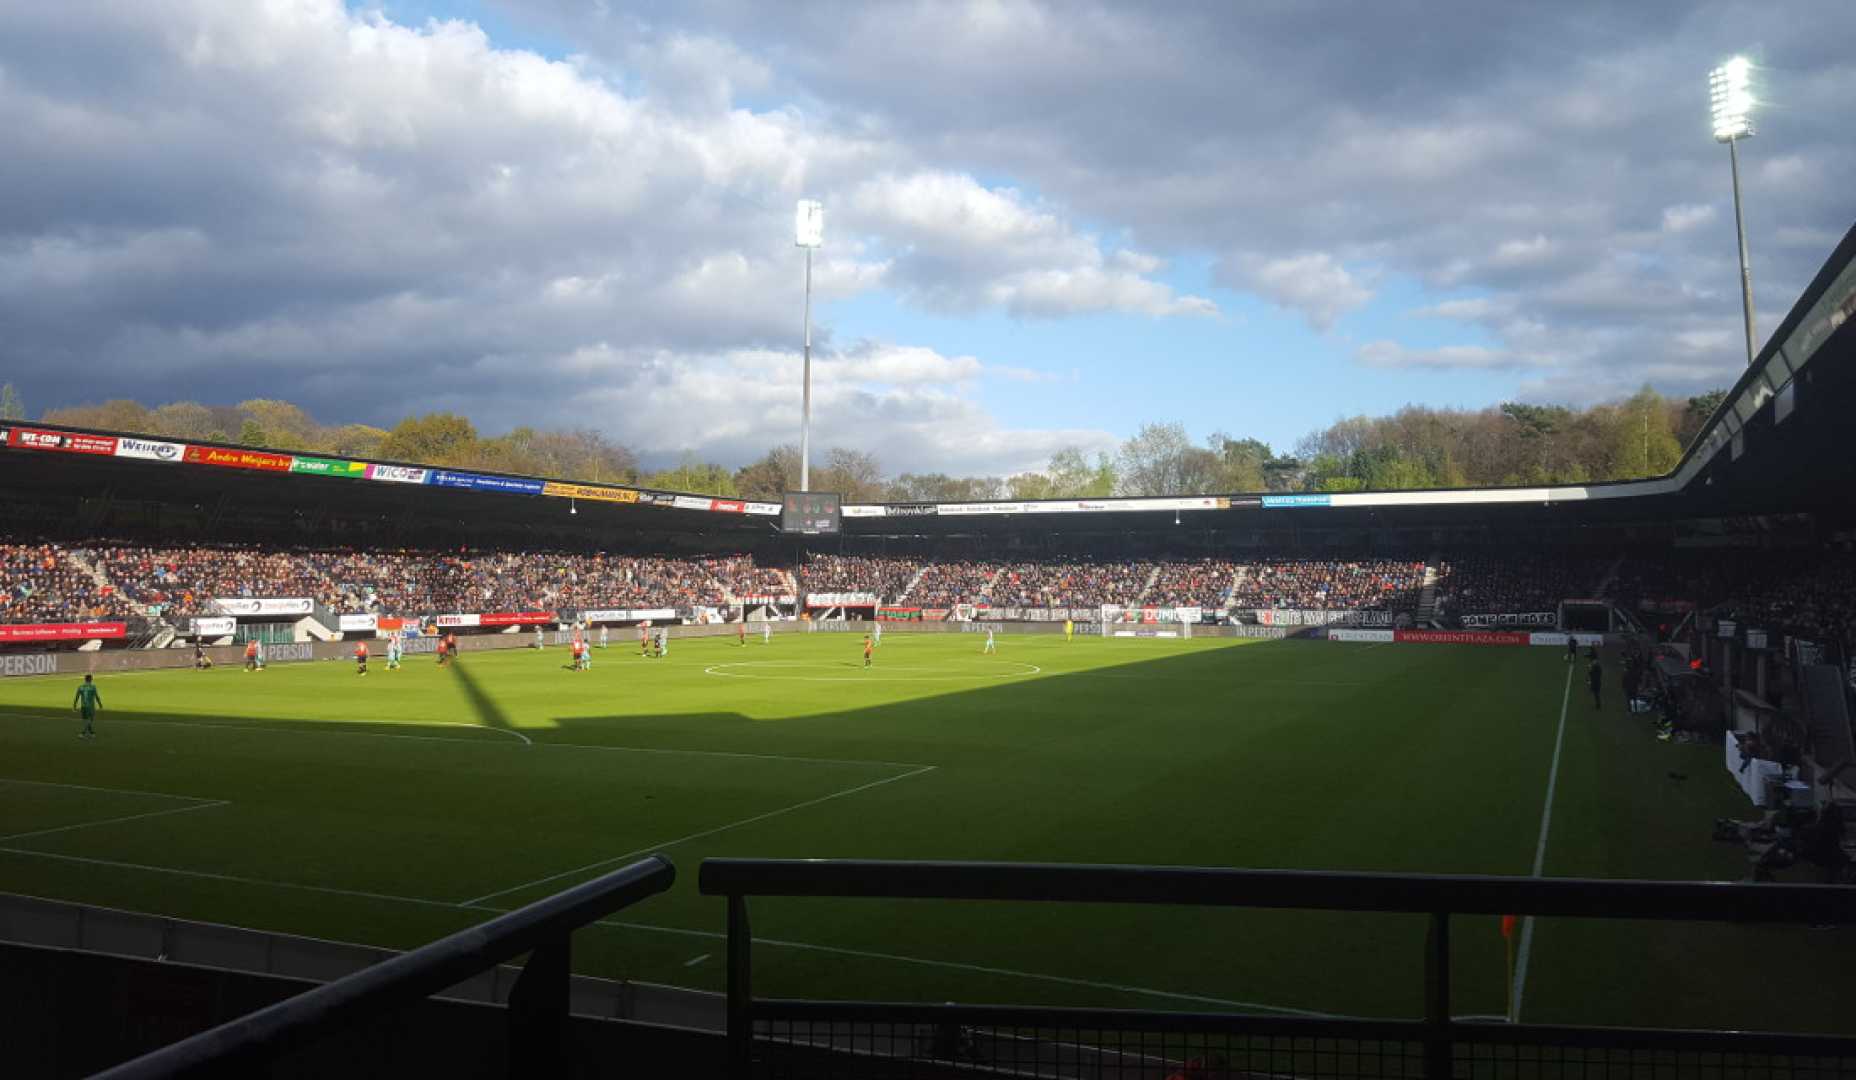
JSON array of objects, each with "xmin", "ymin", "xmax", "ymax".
[{"xmin": 1098, "ymin": 605, "xmax": 1195, "ymax": 638}]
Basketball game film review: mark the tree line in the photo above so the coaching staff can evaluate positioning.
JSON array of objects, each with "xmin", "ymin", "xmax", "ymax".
[{"xmin": 5, "ymin": 382, "xmax": 1726, "ymax": 502}]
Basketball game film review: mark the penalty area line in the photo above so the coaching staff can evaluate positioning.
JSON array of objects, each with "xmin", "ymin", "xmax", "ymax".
[
  {"xmin": 0, "ymin": 799, "xmax": 232, "ymax": 843},
  {"xmin": 457, "ymin": 765, "xmax": 939, "ymax": 907}
]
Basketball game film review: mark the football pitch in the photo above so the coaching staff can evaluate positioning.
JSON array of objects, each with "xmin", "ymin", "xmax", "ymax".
[{"xmin": 0, "ymin": 633, "xmax": 1847, "ymax": 1034}]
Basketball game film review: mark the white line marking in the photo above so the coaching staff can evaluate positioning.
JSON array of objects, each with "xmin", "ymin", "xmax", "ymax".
[
  {"xmin": 1069, "ymin": 673, "xmax": 1369, "ymax": 686},
  {"xmin": 0, "ymin": 709, "xmax": 524, "ymax": 749},
  {"xmin": 583, "ymin": 917, "xmax": 1347, "ymax": 1018},
  {"xmin": 0, "ymin": 846, "xmax": 458, "ymax": 908},
  {"xmin": 1511, "ymin": 663, "xmax": 1573, "ymax": 1023},
  {"xmin": 538, "ymin": 741, "xmax": 932, "ymax": 771},
  {"xmin": 0, "ymin": 776, "xmax": 221, "ymax": 802},
  {"xmin": 0, "ymin": 800, "xmax": 231, "ymax": 843},
  {"xmin": 459, "ymin": 765, "xmax": 938, "ymax": 907},
  {"xmin": 0, "ymin": 709, "xmax": 924, "ymax": 771},
  {"xmin": 0, "ymin": 846, "xmax": 1376, "ymax": 1020},
  {"xmin": 426, "ymin": 721, "xmax": 530, "ymax": 746},
  {"xmin": 703, "ymin": 661, "xmax": 1040, "ymax": 682},
  {"xmin": 683, "ymin": 953, "xmax": 711, "ymax": 968}
]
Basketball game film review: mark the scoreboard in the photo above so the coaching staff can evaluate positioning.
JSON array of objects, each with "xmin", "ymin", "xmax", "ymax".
[{"xmin": 781, "ymin": 491, "xmax": 842, "ymax": 535}]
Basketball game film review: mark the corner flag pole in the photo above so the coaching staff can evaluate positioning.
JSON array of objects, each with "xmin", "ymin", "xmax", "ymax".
[{"xmin": 1501, "ymin": 914, "xmax": 1518, "ymax": 1021}]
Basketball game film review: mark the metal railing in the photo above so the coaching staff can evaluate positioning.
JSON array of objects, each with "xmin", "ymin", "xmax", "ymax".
[
  {"xmin": 700, "ymin": 858, "xmax": 1856, "ymax": 1079},
  {"xmin": 96, "ymin": 854, "xmax": 675, "ymax": 1078}
]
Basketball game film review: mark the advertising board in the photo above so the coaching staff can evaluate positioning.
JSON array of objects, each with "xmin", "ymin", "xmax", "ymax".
[
  {"xmin": 0, "ymin": 654, "xmax": 59, "ymax": 677},
  {"xmin": 0, "ymin": 622, "xmax": 127, "ymax": 643},
  {"xmin": 184, "ymin": 446, "xmax": 293, "ymax": 472},
  {"xmin": 213, "ymin": 598, "xmax": 313, "ymax": 617},
  {"xmin": 429, "ymin": 470, "xmax": 546, "ymax": 495},
  {"xmin": 1394, "ymin": 629, "xmax": 1529, "ymax": 646},
  {"xmin": 9, "ymin": 428, "xmax": 119, "ymax": 455},
  {"xmin": 289, "ymin": 456, "xmax": 369, "ymax": 479},
  {"xmin": 114, "ymin": 437, "xmax": 187, "ymax": 462},
  {"xmin": 366, "ymin": 464, "xmax": 429, "ymax": 484},
  {"xmin": 541, "ymin": 482, "xmax": 639, "ymax": 504},
  {"xmin": 478, "ymin": 612, "xmax": 557, "ymax": 626}
]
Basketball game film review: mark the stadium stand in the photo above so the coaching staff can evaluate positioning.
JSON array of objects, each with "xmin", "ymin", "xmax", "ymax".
[
  {"xmin": 1431, "ymin": 553, "xmax": 1606, "ymax": 618},
  {"xmin": 799, "ymin": 553, "xmax": 922, "ymax": 600},
  {"xmin": 1145, "ymin": 559, "xmax": 1240, "ymax": 609},
  {"xmin": 987, "ymin": 558, "xmax": 1149, "ymax": 608},
  {"xmin": 0, "ymin": 542, "xmax": 140, "ymax": 623},
  {"xmin": 1230, "ymin": 556, "xmax": 1426, "ymax": 612}
]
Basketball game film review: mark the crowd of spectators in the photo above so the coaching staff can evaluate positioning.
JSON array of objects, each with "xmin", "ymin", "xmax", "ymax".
[
  {"xmin": 905, "ymin": 561, "xmax": 1001, "ymax": 608},
  {"xmin": 801, "ymin": 554, "xmax": 922, "ymax": 601},
  {"xmin": 87, "ymin": 544, "xmax": 344, "ymax": 617},
  {"xmin": 1145, "ymin": 560, "xmax": 1241, "ymax": 609},
  {"xmin": 1432, "ymin": 554, "xmax": 1604, "ymax": 618},
  {"xmin": 0, "ymin": 543, "xmax": 140, "ymax": 623},
  {"xmin": 701, "ymin": 555, "xmax": 792, "ymax": 599},
  {"xmin": 48, "ymin": 540, "xmax": 1856, "ymax": 630},
  {"xmin": 1231, "ymin": 557, "xmax": 1426, "ymax": 612},
  {"xmin": 331, "ymin": 551, "xmax": 730, "ymax": 612},
  {"xmin": 987, "ymin": 559, "xmax": 1148, "ymax": 608},
  {"xmin": 1715, "ymin": 553, "xmax": 1856, "ymax": 644}
]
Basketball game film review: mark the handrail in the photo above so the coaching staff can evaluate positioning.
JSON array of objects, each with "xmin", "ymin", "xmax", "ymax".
[
  {"xmin": 699, "ymin": 858, "xmax": 1852, "ymax": 923},
  {"xmin": 96, "ymin": 854, "xmax": 675, "ymax": 1079},
  {"xmin": 701, "ymin": 859, "xmax": 1856, "ymax": 1080}
]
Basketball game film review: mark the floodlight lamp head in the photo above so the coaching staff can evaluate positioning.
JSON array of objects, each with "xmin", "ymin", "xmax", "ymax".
[
  {"xmin": 795, "ymin": 199, "xmax": 824, "ymax": 248},
  {"xmin": 1709, "ymin": 58, "xmax": 1755, "ymax": 142}
]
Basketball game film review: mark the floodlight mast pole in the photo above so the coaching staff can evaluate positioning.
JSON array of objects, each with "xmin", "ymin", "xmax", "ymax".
[
  {"xmin": 801, "ymin": 245, "xmax": 813, "ymax": 491},
  {"xmin": 1727, "ymin": 136, "xmax": 1756, "ymax": 365},
  {"xmin": 795, "ymin": 199, "xmax": 823, "ymax": 492},
  {"xmin": 1710, "ymin": 58, "xmax": 1757, "ymax": 366}
]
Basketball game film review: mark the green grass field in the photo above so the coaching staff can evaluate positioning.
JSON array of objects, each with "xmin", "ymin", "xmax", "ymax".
[{"xmin": 0, "ymin": 632, "xmax": 1847, "ymax": 1033}]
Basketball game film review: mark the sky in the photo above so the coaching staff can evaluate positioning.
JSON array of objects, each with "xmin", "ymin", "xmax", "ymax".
[{"xmin": 2, "ymin": 1, "xmax": 1852, "ymax": 476}]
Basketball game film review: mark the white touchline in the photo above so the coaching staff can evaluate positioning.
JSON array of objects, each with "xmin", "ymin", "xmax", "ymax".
[
  {"xmin": 457, "ymin": 765, "xmax": 939, "ymax": 907},
  {"xmin": 1510, "ymin": 664, "xmax": 1573, "ymax": 1023},
  {"xmin": 0, "ymin": 800, "xmax": 231, "ymax": 843}
]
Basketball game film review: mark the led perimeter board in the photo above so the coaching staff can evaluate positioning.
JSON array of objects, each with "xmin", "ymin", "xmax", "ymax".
[{"xmin": 782, "ymin": 491, "xmax": 842, "ymax": 535}]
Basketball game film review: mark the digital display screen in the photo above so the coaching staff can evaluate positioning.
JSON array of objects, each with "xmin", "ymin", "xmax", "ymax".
[{"xmin": 781, "ymin": 491, "xmax": 842, "ymax": 535}]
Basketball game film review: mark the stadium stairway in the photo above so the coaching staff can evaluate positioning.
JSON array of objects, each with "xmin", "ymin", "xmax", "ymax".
[
  {"xmin": 63, "ymin": 548, "xmax": 119, "ymax": 599},
  {"xmin": 1133, "ymin": 564, "xmax": 1162, "ymax": 605},
  {"xmin": 1592, "ymin": 553, "xmax": 1627, "ymax": 598},
  {"xmin": 1415, "ymin": 558, "xmax": 1440, "ymax": 624},
  {"xmin": 896, "ymin": 562, "xmax": 932, "ymax": 602}
]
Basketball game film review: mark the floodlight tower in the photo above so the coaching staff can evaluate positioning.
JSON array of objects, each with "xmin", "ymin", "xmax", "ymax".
[
  {"xmin": 1710, "ymin": 57, "xmax": 1758, "ymax": 365},
  {"xmin": 795, "ymin": 199, "xmax": 825, "ymax": 491}
]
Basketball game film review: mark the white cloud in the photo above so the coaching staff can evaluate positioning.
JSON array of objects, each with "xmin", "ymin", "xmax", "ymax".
[
  {"xmin": 1412, "ymin": 297, "xmax": 1504, "ymax": 321},
  {"xmin": 1661, "ymin": 204, "xmax": 1717, "ymax": 233},
  {"xmin": 1356, "ymin": 340, "xmax": 1528, "ymax": 371},
  {"xmin": 1221, "ymin": 252, "xmax": 1373, "ymax": 330},
  {"xmin": 522, "ymin": 342, "xmax": 1115, "ymax": 476},
  {"xmin": 844, "ymin": 171, "xmax": 1215, "ymax": 316},
  {"xmin": 0, "ymin": 0, "xmax": 1203, "ymax": 470},
  {"xmin": 1493, "ymin": 234, "xmax": 1553, "ymax": 265}
]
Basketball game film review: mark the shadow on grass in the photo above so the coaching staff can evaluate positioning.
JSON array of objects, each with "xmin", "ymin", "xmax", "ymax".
[{"xmin": 448, "ymin": 655, "xmax": 514, "ymax": 735}]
